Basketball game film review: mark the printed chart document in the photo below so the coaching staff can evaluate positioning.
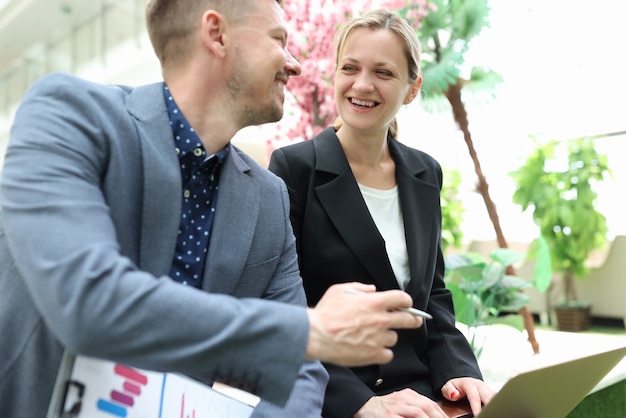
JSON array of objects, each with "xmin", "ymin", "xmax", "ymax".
[{"xmin": 47, "ymin": 351, "xmax": 256, "ymax": 418}]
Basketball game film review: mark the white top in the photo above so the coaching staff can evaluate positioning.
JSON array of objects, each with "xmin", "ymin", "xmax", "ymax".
[{"xmin": 358, "ymin": 184, "xmax": 410, "ymax": 290}]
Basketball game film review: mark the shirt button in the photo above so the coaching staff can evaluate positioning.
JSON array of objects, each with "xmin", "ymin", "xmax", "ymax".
[
  {"xmin": 193, "ymin": 148, "xmax": 203, "ymax": 157},
  {"xmin": 374, "ymin": 378, "xmax": 383, "ymax": 387},
  {"xmin": 184, "ymin": 190, "xmax": 190, "ymax": 198}
]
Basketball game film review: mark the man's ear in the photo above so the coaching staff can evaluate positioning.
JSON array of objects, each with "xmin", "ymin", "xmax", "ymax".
[
  {"xmin": 404, "ymin": 75, "xmax": 423, "ymax": 104},
  {"xmin": 201, "ymin": 10, "xmax": 227, "ymax": 58}
]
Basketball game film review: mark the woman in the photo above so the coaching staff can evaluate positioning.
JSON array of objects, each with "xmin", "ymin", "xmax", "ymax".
[{"xmin": 269, "ymin": 9, "xmax": 494, "ymax": 418}]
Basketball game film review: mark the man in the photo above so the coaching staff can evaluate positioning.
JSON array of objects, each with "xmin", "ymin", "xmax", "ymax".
[{"xmin": 0, "ymin": 1, "xmax": 421, "ymax": 417}]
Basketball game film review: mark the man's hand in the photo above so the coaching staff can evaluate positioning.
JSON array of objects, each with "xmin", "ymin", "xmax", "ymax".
[{"xmin": 305, "ymin": 282, "xmax": 422, "ymax": 366}]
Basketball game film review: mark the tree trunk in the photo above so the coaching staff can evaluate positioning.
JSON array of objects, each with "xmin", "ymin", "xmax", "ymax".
[
  {"xmin": 444, "ymin": 82, "xmax": 508, "ymax": 249},
  {"xmin": 445, "ymin": 81, "xmax": 540, "ymax": 354},
  {"xmin": 563, "ymin": 270, "xmax": 578, "ymax": 303}
]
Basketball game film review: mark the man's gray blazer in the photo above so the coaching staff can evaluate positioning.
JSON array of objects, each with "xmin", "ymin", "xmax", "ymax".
[{"xmin": 0, "ymin": 73, "xmax": 327, "ymax": 417}]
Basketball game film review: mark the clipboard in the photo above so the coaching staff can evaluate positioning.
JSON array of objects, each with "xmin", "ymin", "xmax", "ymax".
[{"xmin": 47, "ymin": 351, "xmax": 256, "ymax": 418}]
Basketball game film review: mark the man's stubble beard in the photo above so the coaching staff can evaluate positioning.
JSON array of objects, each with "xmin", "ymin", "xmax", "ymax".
[{"xmin": 226, "ymin": 55, "xmax": 284, "ymax": 128}]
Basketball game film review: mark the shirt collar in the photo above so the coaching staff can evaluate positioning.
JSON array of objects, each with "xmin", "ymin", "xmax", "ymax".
[{"xmin": 162, "ymin": 83, "xmax": 230, "ymax": 162}]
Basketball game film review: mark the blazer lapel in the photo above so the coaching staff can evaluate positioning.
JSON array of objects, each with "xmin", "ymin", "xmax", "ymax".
[
  {"xmin": 127, "ymin": 83, "xmax": 182, "ymax": 276},
  {"xmin": 313, "ymin": 129, "xmax": 399, "ymax": 291},
  {"xmin": 201, "ymin": 148, "xmax": 257, "ymax": 294},
  {"xmin": 390, "ymin": 141, "xmax": 440, "ymax": 298}
]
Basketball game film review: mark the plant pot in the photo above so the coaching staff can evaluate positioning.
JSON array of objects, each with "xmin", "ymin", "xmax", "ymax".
[{"xmin": 554, "ymin": 303, "xmax": 591, "ymax": 332}]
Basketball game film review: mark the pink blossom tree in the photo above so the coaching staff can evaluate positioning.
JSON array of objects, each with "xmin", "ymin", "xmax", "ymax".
[{"xmin": 267, "ymin": 0, "xmax": 432, "ymax": 154}]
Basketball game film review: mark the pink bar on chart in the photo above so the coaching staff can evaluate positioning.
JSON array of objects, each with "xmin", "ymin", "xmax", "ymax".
[
  {"xmin": 111, "ymin": 390, "xmax": 134, "ymax": 407},
  {"xmin": 180, "ymin": 393, "xmax": 196, "ymax": 418},
  {"xmin": 114, "ymin": 364, "xmax": 148, "ymax": 385},
  {"xmin": 123, "ymin": 381, "xmax": 141, "ymax": 396}
]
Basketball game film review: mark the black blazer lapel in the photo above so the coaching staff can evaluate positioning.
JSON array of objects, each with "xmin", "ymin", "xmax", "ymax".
[
  {"xmin": 313, "ymin": 129, "xmax": 399, "ymax": 291},
  {"xmin": 390, "ymin": 140, "xmax": 442, "ymax": 301}
]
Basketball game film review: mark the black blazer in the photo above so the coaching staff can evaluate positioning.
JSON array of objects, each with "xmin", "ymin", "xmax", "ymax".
[{"xmin": 269, "ymin": 127, "xmax": 482, "ymax": 418}]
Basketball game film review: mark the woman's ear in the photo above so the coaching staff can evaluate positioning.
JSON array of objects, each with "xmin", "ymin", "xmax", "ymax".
[{"xmin": 404, "ymin": 75, "xmax": 423, "ymax": 104}]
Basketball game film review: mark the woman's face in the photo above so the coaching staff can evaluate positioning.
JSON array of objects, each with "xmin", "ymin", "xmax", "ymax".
[{"xmin": 334, "ymin": 28, "xmax": 419, "ymax": 135}]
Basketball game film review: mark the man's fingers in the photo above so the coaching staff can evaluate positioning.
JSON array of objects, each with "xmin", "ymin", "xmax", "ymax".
[
  {"xmin": 341, "ymin": 286, "xmax": 424, "ymax": 329},
  {"xmin": 380, "ymin": 330, "xmax": 398, "ymax": 348},
  {"xmin": 339, "ymin": 282, "xmax": 377, "ymax": 294},
  {"xmin": 389, "ymin": 309, "xmax": 424, "ymax": 329},
  {"xmin": 363, "ymin": 347, "xmax": 394, "ymax": 366},
  {"xmin": 306, "ymin": 282, "xmax": 423, "ymax": 366},
  {"xmin": 375, "ymin": 289, "xmax": 413, "ymax": 310}
]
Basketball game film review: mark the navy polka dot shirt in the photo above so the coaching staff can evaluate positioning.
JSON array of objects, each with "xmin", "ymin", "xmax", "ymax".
[{"xmin": 164, "ymin": 85, "xmax": 229, "ymax": 288}]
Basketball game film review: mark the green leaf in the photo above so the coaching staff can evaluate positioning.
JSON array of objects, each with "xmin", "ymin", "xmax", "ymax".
[
  {"xmin": 486, "ymin": 314, "xmax": 525, "ymax": 331},
  {"xmin": 488, "ymin": 248, "xmax": 525, "ymax": 267},
  {"xmin": 481, "ymin": 263, "xmax": 504, "ymax": 288},
  {"xmin": 446, "ymin": 281, "xmax": 477, "ymax": 325},
  {"xmin": 529, "ymin": 236, "xmax": 553, "ymax": 293},
  {"xmin": 500, "ymin": 275, "xmax": 532, "ymax": 290},
  {"xmin": 444, "ymin": 253, "xmax": 473, "ymax": 270},
  {"xmin": 420, "ymin": 57, "xmax": 461, "ymax": 98},
  {"xmin": 449, "ymin": 0, "xmax": 491, "ymax": 43},
  {"xmin": 499, "ymin": 292, "xmax": 530, "ymax": 312}
]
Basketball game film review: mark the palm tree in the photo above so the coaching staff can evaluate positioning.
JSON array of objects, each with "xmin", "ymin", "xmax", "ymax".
[{"xmin": 400, "ymin": 0, "xmax": 540, "ymax": 353}]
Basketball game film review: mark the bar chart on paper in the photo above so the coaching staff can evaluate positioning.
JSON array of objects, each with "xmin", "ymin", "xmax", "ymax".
[
  {"xmin": 159, "ymin": 373, "xmax": 254, "ymax": 418},
  {"xmin": 65, "ymin": 356, "xmax": 254, "ymax": 418}
]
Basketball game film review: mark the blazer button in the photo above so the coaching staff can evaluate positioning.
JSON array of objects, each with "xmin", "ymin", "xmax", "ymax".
[{"xmin": 374, "ymin": 378, "xmax": 383, "ymax": 387}]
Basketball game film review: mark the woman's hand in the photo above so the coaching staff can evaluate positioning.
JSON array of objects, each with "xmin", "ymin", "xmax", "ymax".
[
  {"xmin": 441, "ymin": 377, "xmax": 495, "ymax": 416},
  {"xmin": 353, "ymin": 388, "xmax": 449, "ymax": 418}
]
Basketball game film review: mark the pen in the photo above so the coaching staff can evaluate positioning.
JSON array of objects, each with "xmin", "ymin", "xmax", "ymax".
[
  {"xmin": 400, "ymin": 306, "xmax": 433, "ymax": 320},
  {"xmin": 346, "ymin": 288, "xmax": 433, "ymax": 319}
]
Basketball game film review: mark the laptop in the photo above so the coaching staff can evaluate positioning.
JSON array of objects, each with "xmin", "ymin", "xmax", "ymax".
[{"xmin": 439, "ymin": 345, "xmax": 626, "ymax": 418}]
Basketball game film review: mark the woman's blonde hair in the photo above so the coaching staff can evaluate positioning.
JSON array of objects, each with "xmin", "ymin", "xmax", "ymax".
[{"xmin": 332, "ymin": 9, "xmax": 422, "ymax": 139}]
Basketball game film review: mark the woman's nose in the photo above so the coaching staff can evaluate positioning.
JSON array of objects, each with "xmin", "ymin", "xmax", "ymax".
[{"xmin": 353, "ymin": 73, "xmax": 375, "ymax": 92}]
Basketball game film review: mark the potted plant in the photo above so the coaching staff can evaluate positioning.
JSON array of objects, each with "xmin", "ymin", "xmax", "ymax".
[
  {"xmin": 444, "ymin": 247, "xmax": 551, "ymax": 357},
  {"xmin": 509, "ymin": 137, "xmax": 611, "ymax": 331}
]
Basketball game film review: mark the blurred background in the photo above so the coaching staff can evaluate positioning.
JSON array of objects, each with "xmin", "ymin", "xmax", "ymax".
[{"xmin": 0, "ymin": 0, "xmax": 624, "ymax": 245}]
